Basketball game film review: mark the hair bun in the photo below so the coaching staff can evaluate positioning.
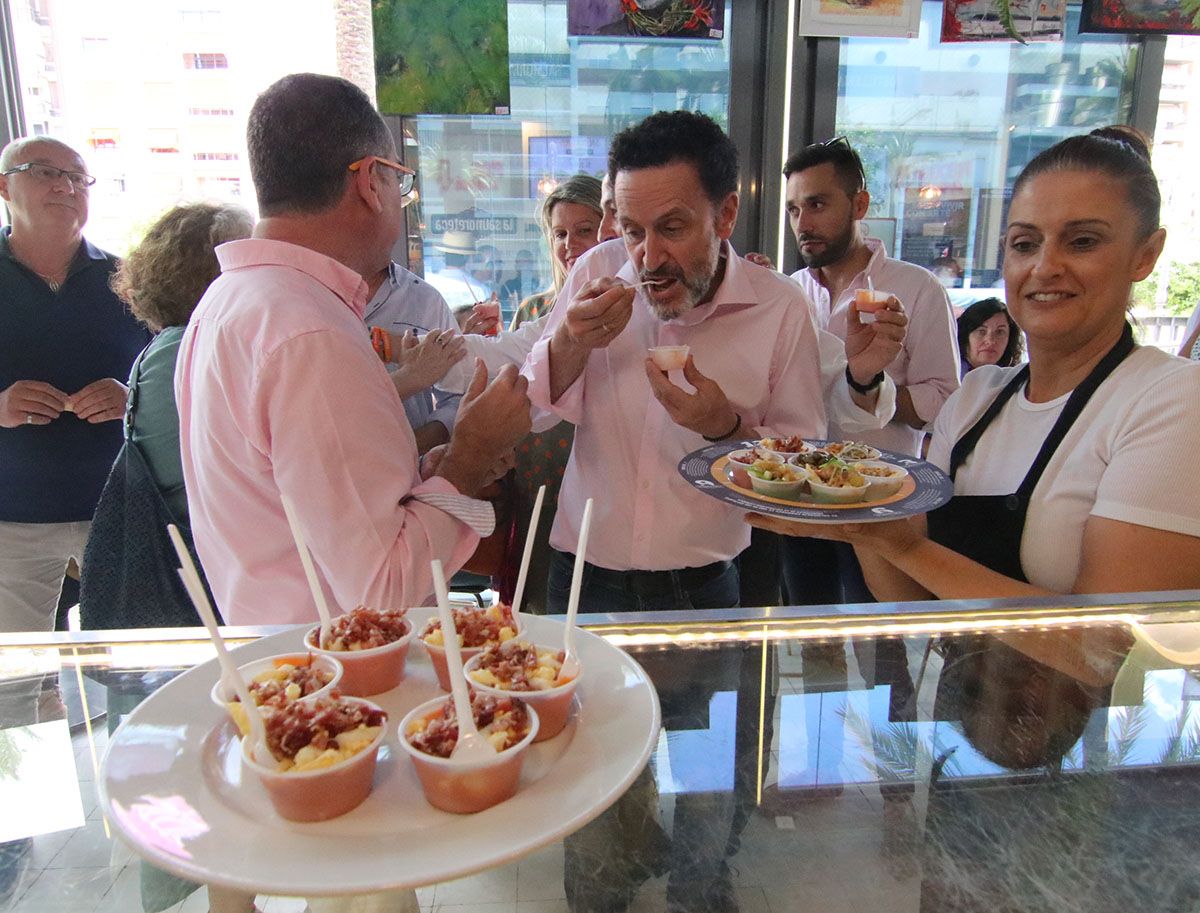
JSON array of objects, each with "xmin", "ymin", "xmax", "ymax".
[{"xmin": 1089, "ymin": 125, "xmax": 1152, "ymax": 163}]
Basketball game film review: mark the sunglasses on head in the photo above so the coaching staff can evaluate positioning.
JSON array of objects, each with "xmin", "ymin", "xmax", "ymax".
[{"xmin": 819, "ymin": 136, "xmax": 867, "ymax": 193}]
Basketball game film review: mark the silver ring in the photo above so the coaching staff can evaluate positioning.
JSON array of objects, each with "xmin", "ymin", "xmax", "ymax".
[
  {"xmin": 602, "ymin": 323, "xmax": 610, "ymax": 333},
  {"xmin": 25, "ymin": 413, "xmax": 33, "ymax": 425}
]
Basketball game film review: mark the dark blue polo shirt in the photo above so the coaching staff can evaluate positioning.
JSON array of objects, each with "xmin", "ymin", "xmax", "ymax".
[{"xmin": 0, "ymin": 228, "xmax": 149, "ymax": 523}]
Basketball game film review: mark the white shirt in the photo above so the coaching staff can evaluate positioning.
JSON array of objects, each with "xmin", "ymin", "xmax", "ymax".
[
  {"xmin": 927, "ymin": 346, "xmax": 1200, "ymax": 592},
  {"xmin": 425, "ymin": 266, "xmax": 490, "ymax": 310},
  {"xmin": 523, "ymin": 240, "xmax": 827, "ymax": 571},
  {"xmin": 792, "ymin": 237, "xmax": 960, "ymax": 456}
]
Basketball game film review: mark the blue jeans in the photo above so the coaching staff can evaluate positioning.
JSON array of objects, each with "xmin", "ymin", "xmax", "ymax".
[{"xmin": 546, "ymin": 550, "xmax": 740, "ymax": 615}]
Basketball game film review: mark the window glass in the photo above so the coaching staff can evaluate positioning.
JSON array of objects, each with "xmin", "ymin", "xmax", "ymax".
[
  {"xmin": 5, "ymin": 0, "xmax": 338, "ymax": 250},
  {"xmin": 1142, "ymin": 36, "xmax": 1200, "ymax": 355},
  {"xmin": 402, "ymin": 0, "xmax": 732, "ymax": 323},
  {"xmin": 836, "ymin": 1, "xmax": 1135, "ymax": 310}
]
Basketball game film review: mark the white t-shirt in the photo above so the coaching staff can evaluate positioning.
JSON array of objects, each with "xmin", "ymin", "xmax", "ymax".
[{"xmin": 927, "ymin": 345, "xmax": 1200, "ymax": 592}]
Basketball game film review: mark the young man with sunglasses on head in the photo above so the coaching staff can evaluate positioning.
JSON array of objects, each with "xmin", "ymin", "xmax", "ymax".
[
  {"xmin": 781, "ymin": 137, "xmax": 959, "ymax": 638},
  {"xmin": 176, "ymin": 74, "xmax": 531, "ymax": 636},
  {"xmin": 0, "ymin": 137, "xmax": 148, "ymax": 633}
]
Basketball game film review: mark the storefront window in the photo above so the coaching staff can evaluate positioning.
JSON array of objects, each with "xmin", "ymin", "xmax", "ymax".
[
  {"xmin": 4, "ymin": 0, "xmax": 338, "ymax": 251},
  {"xmin": 836, "ymin": 1, "xmax": 1135, "ymax": 308},
  {"xmin": 402, "ymin": 0, "xmax": 733, "ymax": 323}
]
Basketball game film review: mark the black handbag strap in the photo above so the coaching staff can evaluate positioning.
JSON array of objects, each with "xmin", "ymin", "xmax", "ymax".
[{"xmin": 123, "ymin": 341, "xmax": 154, "ymax": 442}]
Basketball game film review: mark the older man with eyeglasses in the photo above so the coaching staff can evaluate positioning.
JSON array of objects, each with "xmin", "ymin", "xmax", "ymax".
[{"xmin": 0, "ymin": 137, "xmax": 148, "ymax": 633}]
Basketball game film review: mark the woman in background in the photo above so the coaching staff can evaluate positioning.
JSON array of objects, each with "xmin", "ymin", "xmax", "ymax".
[
  {"xmin": 956, "ymin": 297, "xmax": 1023, "ymax": 375},
  {"xmin": 114, "ymin": 203, "xmax": 253, "ymax": 522},
  {"xmin": 510, "ymin": 174, "xmax": 604, "ymax": 329}
]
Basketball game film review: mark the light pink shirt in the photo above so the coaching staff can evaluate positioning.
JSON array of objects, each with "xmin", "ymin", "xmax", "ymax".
[
  {"xmin": 791, "ymin": 237, "xmax": 960, "ymax": 456},
  {"xmin": 176, "ymin": 239, "xmax": 478, "ymax": 626},
  {"xmin": 524, "ymin": 240, "xmax": 826, "ymax": 572}
]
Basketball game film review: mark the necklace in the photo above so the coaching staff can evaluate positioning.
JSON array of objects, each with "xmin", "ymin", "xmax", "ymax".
[{"xmin": 37, "ymin": 273, "xmax": 62, "ymax": 293}]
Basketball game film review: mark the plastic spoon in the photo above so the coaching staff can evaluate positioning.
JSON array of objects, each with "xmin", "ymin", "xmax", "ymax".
[
  {"xmin": 559, "ymin": 497, "xmax": 593, "ymax": 681},
  {"xmin": 509, "ymin": 485, "xmax": 546, "ymax": 617},
  {"xmin": 166, "ymin": 524, "xmax": 271, "ymax": 765},
  {"xmin": 431, "ymin": 558, "xmax": 497, "ymax": 761},
  {"xmin": 280, "ymin": 495, "xmax": 334, "ymax": 648}
]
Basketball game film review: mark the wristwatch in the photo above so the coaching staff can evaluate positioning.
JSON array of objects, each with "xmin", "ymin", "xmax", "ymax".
[{"xmin": 845, "ymin": 365, "xmax": 884, "ymax": 395}]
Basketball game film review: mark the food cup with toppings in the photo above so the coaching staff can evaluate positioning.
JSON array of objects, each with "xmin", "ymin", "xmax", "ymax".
[
  {"xmin": 399, "ymin": 691, "xmax": 539, "ymax": 814},
  {"xmin": 758, "ymin": 435, "xmax": 811, "ymax": 462},
  {"xmin": 824, "ymin": 441, "xmax": 882, "ymax": 462},
  {"xmin": 808, "ymin": 460, "xmax": 870, "ymax": 504},
  {"xmin": 463, "ymin": 640, "xmax": 580, "ymax": 742},
  {"xmin": 853, "ymin": 460, "xmax": 909, "ymax": 500},
  {"xmin": 854, "ymin": 288, "xmax": 891, "ymax": 315},
  {"xmin": 725, "ymin": 449, "xmax": 758, "ymax": 488},
  {"xmin": 648, "ymin": 345, "xmax": 689, "ymax": 372},
  {"xmin": 420, "ymin": 604, "xmax": 521, "ymax": 691},
  {"xmin": 304, "ymin": 606, "xmax": 414, "ymax": 697},
  {"xmin": 748, "ymin": 459, "xmax": 811, "ymax": 501},
  {"xmin": 241, "ymin": 694, "xmax": 388, "ymax": 822},
  {"xmin": 209, "ymin": 652, "xmax": 343, "ymax": 732},
  {"xmin": 789, "ymin": 448, "xmax": 833, "ymax": 470}
]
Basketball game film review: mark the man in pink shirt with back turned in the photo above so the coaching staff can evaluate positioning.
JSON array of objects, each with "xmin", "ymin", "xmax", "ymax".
[{"xmin": 177, "ymin": 73, "xmax": 530, "ymax": 627}]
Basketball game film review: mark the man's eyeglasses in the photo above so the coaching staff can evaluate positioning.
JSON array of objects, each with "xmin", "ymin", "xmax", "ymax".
[
  {"xmin": 820, "ymin": 136, "xmax": 867, "ymax": 193},
  {"xmin": 349, "ymin": 155, "xmax": 416, "ymax": 198},
  {"xmin": 2, "ymin": 162, "xmax": 96, "ymax": 189}
]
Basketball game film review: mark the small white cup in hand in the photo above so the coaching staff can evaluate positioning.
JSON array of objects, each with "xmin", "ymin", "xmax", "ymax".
[{"xmin": 649, "ymin": 346, "xmax": 689, "ymax": 372}]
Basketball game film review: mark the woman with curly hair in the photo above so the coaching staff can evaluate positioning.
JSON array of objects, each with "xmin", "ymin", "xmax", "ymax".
[
  {"xmin": 81, "ymin": 203, "xmax": 252, "ymax": 629},
  {"xmin": 109, "ymin": 203, "xmax": 255, "ymax": 517}
]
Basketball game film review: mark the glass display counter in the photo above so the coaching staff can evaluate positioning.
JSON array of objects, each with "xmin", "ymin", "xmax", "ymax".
[{"xmin": 2, "ymin": 590, "xmax": 1198, "ymax": 913}]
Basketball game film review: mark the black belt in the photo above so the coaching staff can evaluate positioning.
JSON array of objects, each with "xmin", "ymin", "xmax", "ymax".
[{"xmin": 561, "ymin": 552, "xmax": 733, "ymax": 598}]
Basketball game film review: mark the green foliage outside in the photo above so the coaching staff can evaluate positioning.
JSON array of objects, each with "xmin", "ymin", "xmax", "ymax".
[
  {"xmin": 373, "ymin": 0, "xmax": 510, "ymax": 116},
  {"xmin": 1133, "ymin": 261, "xmax": 1200, "ymax": 316},
  {"xmin": 1183, "ymin": 0, "xmax": 1200, "ymax": 28}
]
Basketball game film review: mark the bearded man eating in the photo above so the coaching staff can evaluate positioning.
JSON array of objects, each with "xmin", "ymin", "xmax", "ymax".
[{"xmin": 524, "ymin": 109, "xmax": 826, "ymax": 615}]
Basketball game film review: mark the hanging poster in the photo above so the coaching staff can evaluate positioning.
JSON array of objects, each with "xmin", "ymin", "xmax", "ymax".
[
  {"xmin": 374, "ymin": 0, "xmax": 511, "ymax": 115},
  {"xmin": 797, "ymin": 0, "xmax": 922, "ymax": 38},
  {"xmin": 1080, "ymin": 0, "xmax": 1200, "ymax": 34},
  {"xmin": 940, "ymin": 0, "xmax": 1068, "ymax": 42},
  {"xmin": 568, "ymin": 0, "xmax": 726, "ymax": 39},
  {"xmin": 860, "ymin": 218, "xmax": 897, "ymax": 256}
]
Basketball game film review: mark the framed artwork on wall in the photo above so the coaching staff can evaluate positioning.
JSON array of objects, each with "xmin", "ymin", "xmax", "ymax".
[
  {"xmin": 569, "ymin": 0, "xmax": 726, "ymax": 39},
  {"xmin": 1080, "ymin": 0, "xmax": 1200, "ymax": 34},
  {"xmin": 940, "ymin": 0, "xmax": 1068, "ymax": 42},
  {"xmin": 797, "ymin": 0, "xmax": 922, "ymax": 38},
  {"xmin": 374, "ymin": 0, "xmax": 511, "ymax": 115}
]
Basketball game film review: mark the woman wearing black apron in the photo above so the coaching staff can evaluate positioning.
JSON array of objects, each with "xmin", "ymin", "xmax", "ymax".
[{"xmin": 749, "ymin": 126, "xmax": 1200, "ymax": 603}]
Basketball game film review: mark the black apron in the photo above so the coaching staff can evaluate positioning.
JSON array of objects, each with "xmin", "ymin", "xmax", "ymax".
[{"xmin": 926, "ymin": 323, "xmax": 1135, "ymax": 582}]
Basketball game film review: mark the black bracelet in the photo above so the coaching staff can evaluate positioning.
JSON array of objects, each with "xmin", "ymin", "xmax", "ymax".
[
  {"xmin": 845, "ymin": 365, "xmax": 884, "ymax": 395},
  {"xmin": 703, "ymin": 412, "xmax": 742, "ymax": 443}
]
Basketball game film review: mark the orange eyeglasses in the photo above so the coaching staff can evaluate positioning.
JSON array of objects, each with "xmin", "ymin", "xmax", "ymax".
[{"xmin": 349, "ymin": 155, "xmax": 416, "ymax": 198}]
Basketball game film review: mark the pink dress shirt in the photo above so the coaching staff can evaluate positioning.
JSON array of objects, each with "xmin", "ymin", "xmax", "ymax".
[
  {"xmin": 791, "ymin": 237, "xmax": 960, "ymax": 456},
  {"xmin": 524, "ymin": 240, "xmax": 826, "ymax": 572},
  {"xmin": 175, "ymin": 239, "xmax": 479, "ymax": 626}
]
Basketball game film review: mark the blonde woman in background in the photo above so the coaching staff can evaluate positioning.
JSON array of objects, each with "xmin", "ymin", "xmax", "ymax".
[{"xmin": 510, "ymin": 174, "xmax": 604, "ymax": 329}]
